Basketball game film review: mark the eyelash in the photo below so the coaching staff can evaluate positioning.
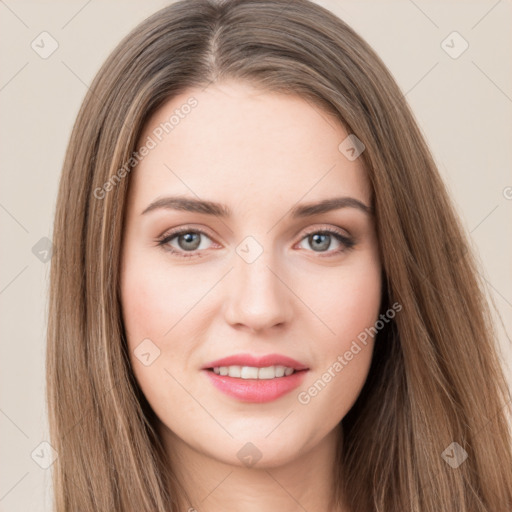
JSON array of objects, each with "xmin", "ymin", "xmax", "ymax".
[{"xmin": 155, "ymin": 225, "xmax": 355, "ymax": 259}]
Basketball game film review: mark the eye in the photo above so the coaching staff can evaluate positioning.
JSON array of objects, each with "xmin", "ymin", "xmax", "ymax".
[
  {"xmin": 296, "ymin": 228, "xmax": 355, "ymax": 255},
  {"xmin": 156, "ymin": 228, "xmax": 215, "ymax": 258},
  {"xmin": 156, "ymin": 226, "xmax": 355, "ymax": 259}
]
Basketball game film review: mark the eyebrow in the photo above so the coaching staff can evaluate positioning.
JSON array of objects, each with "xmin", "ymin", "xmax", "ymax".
[{"xmin": 141, "ymin": 195, "xmax": 373, "ymax": 217}]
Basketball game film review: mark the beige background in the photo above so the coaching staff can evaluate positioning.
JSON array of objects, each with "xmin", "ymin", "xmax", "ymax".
[{"xmin": 1, "ymin": 1, "xmax": 511, "ymax": 510}]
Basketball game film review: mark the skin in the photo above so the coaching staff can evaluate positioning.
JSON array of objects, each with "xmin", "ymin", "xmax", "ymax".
[{"xmin": 120, "ymin": 80, "xmax": 382, "ymax": 512}]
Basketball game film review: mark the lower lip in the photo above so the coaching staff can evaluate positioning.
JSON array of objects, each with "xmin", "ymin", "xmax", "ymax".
[{"xmin": 203, "ymin": 369, "xmax": 308, "ymax": 403}]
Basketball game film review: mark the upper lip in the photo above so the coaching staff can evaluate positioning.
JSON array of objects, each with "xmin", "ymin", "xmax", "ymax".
[{"xmin": 202, "ymin": 353, "xmax": 309, "ymax": 371}]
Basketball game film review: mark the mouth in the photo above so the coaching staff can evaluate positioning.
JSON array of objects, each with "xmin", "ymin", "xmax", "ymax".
[{"xmin": 201, "ymin": 353, "xmax": 309, "ymax": 403}]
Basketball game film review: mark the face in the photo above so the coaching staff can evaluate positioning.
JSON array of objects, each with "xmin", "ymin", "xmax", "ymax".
[{"xmin": 120, "ymin": 80, "xmax": 382, "ymax": 469}]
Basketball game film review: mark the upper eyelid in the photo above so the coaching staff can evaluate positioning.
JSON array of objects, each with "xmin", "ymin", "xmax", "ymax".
[{"xmin": 158, "ymin": 223, "xmax": 351, "ymax": 240}]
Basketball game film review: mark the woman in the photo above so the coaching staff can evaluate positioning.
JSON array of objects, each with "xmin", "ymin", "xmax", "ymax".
[{"xmin": 46, "ymin": 0, "xmax": 512, "ymax": 510}]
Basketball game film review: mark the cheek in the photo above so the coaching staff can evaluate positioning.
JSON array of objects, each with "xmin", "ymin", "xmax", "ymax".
[
  {"xmin": 121, "ymin": 250, "xmax": 207, "ymax": 346},
  {"xmin": 121, "ymin": 269, "xmax": 167, "ymax": 346},
  {"xmin": 120, "ymin": 249, "xmax": 217, "ymax": 398},
  {"xmin": 334, "ymin": 265, "xmax": 381, "ymax": 337},
  {"xmin": 305, "ymin": 252, "xmax": 382, "ymax": 347},
  {"xmin": 120, "ymin": 255, "xmax": 196, "ymax": 416},
  {"xmin": 295, "ymin": 252, "xmax": 381, "ymax": 414}
]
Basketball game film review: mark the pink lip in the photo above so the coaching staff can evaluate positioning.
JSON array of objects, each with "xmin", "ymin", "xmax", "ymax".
[
  {"xmin": 202, "ymin": 353, "xmax": 309, "ymax": 371},
  {"xmin": 201, "ymin": 353, "xmax": 309, "ymax": 403},
  {"xmin": 203, "ymin": 370, "xmax": 308, "ymax": 403}
]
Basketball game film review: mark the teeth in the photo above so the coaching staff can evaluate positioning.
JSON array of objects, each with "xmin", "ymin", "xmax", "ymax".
[
  {"xmin": 212, "ymin": 365, "xmax": 296, "ymax": 379},
  {"xmin": 241, "ymin": 366, "xmax": 259, "ymax": 379}
]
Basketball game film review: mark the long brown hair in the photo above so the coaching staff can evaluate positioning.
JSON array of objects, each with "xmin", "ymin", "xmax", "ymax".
[{"xmin": 47, "ymin": 0, "xmax": 512, "ymax": 510}]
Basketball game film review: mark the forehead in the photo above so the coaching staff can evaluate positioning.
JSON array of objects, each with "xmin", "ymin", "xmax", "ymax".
[{"xmin": 130, "ymin": 80, "xmax": 371, "ymax": 213}]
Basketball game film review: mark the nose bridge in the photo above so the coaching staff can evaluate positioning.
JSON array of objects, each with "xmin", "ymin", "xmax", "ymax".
[{"xmin": 223, "ymin": 235, "xmax": 292, "ymax": 331}]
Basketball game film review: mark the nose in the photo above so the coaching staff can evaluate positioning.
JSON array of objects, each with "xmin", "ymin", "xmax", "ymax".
[{"xmin": 223, "ymin": 249, "xmax": 293, "ymax": 333}]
